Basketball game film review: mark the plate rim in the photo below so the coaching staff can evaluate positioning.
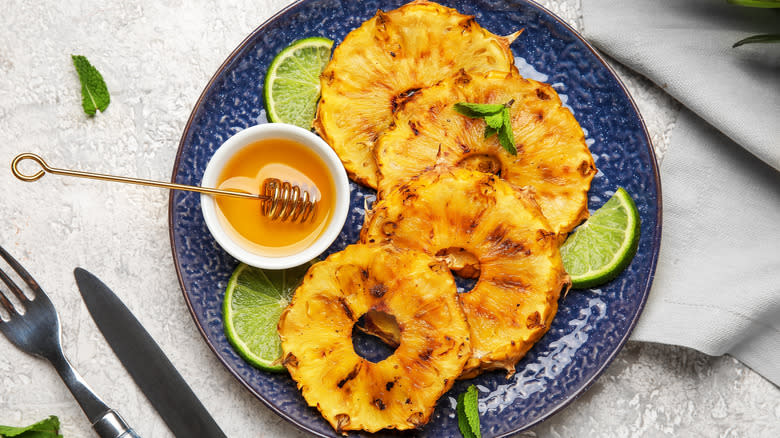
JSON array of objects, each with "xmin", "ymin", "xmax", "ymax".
[{"xmin": 167, "ymin": 0, "xmax": 663, "ymax": 436}]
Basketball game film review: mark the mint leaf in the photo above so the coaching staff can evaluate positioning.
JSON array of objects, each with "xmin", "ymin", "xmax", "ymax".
[
  {"xmin": 0, "ymin": 415, "xmax": 62, "ymax": 438},
  {"xmin": 456, "ymin": 385, "xmax": 481, "ymax": 438},
  {"xmin": 726, "ymin": 0, "xmax": 780, "ymax": 8},
  {"xmin": 453, "ymin": 102, "xmax": 504, "ymax": 118},
  {"xmin": 454, "ymin": 101, "xmax": 517, "ymax": 155},
  {"xmin": 484, "ymin": 111, "xmax": 504, "ymax": 130},
  {"xmin": 497, "ymin": 107, "xmax": 517, "ymax": 155},
  {"xmin": 464, "ymin": 385, "xmax": 481, "ymax": 438},
  {"xmin": 732, "ymin": 33, "xmax": 780, "ymax": 47},
  {"xmin": 456, "ymin": 392, "xmax": 476, "ymax": 438},
  {"xmin": 72, "ymin": 55, "xmax": 110, "ymax": 116}
]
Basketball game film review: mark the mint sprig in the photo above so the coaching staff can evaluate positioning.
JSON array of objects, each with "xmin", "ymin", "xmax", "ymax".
[
  {"xmin": 726, "ymin": 0, "xmax": 780, "ymax": 47},
  {"xmin": 454, "ymin": 101, "xmax": 516, "ymax": 155},
  {"xmin": 72, "ymin": 55, "xmax": 110, "ymax": 116},
  {"xmin": 732, "ymin": 34, "xmax": 780, "ymax": 47},
  {"xmin": 726, "ymin": 0, "xmax": 780, "ymax": 8},
  {"xmin": 456, "ymin": 385, "xmax": 481, "ymax": 438},
  {"xmin": 0, "ymin": 415, "xmax": 62, "ymax": 438}
]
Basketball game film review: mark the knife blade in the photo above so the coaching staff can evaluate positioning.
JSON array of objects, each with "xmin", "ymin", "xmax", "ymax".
[{"xmin": 74, "ymin": 267, "xmax": 228, "ymax": 438}]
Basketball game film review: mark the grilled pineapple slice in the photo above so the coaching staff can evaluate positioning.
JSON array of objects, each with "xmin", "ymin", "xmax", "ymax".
[
  {"xmin": 314, "ymin": 0, "xmax": 520, "ymax": 188},
  {"xmin": 375, "ymin": 70, "xmax": 596, "ymax": 236},
  {"xmin": 278, "ymin": 243, "xmax": 471, "ymax": 433},
  {"xmin": 361, "ymin": 167, "xmax": 570, "ymax": 378}
]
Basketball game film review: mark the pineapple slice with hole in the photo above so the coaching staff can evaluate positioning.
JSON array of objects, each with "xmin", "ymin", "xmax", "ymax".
[
  {"xmin": 314, "ymin": 0, "xmax": 520, "ymax": 188},
  {"xmin": 361, "ymin": 167, "xmax": 570, "ymax": 378},
  {"xmin": 375, "ymin": 70, "xmax": 596, "ymax": 236},
  {"xmin": 278, "ymin": 243, "xmax": 471, "ymax": 433}
]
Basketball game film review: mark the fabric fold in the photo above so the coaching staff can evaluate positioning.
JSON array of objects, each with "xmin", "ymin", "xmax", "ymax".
[
  {"xmin": 581, "ymin": 0, "xmax": 780, "ymax": 386},
  {"xmin": 582, "ymin": 0, "xmax": 780, "ymax": 170}
]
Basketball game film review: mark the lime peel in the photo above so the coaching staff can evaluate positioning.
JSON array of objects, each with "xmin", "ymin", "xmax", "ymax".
[
  {"xmin": 223, "ymin": 261, "xmax": 314, "ymax": 371},
  {"xmin": 561, "ymin": 187, "xmax": 640, "ymax": 289},
  {"xmin": 264, "ymin": 37, "xmax": 334, "ymax": 129}
]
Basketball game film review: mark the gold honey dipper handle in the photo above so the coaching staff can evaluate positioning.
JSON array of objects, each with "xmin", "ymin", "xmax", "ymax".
[{"xmin": 11, "ymin": 153, "xmax": 316, "ymax": 222}]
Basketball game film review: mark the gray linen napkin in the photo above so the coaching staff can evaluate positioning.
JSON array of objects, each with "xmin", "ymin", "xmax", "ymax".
[{"xmin": 581, "ymin": 0, "xmax": 780, "ymax": 385}]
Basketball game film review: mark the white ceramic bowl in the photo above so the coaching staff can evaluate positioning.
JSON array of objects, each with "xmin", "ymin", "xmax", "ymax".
[{"xmin": 200, "ymin": 123, "xmax": 349, "ymax": 270}]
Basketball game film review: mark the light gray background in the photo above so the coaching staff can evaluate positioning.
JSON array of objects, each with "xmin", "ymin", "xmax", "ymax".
[{"xmin": 0, "ymin": 1, "xmax": 778, "ymax": 437}]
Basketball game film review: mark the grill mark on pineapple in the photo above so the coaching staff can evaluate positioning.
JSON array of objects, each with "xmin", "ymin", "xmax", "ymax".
[
  {"xmin": 486, "ymin": 224, "xmax": 507, "ymax": 244},
  {"xmin": 489, "ymin": 275, "xmax": 531, "ymax": 292},
  {"xmin": 381, "ymin": 221, "xmax": 397, "ymax": 236},
  {"xmin": 460, "ymin": 18, "xmax": 477, "ymax": 33},
  {"xmin": 391, "ymin": 88, "xmax": 422, "ymax": 114},
  {"xmin": 535, "ymin": 88, "xmax": 551, "ymax": 100},
  {"xmin": 375, "ymin": 10, "xmax": 389, "ymax": 28},
  {"xmin": 370, "ymin": 284, "xmax": 388, "ymax": 298},
  {"xmin": 335, "ymin": 414, "xmax": 350, "ymax": 433},
  {"xmin": 471, "ymin": 304, "xmax": 499, "ymax": 322},
  {"xmin": 578, "ymin": 159, "xmax": 596, "ymax": 176},
  {"xmin": 536, "ymin": 229, "xmax": 555, "ymax": 242},
  {"xmin": 401, "ymin": 189, "xmax": 419, "ymax": 205},
  {"xmin": 373, "ymin": 398, "xmax": 387, "ymax": 410},
  {"xmin": 337, "ymin": 363, "xmax": 362, "ymax": 388},
  {"xmin": 492, "ymin": 237, "xmax": 531, "ymax": 257},
  {"xmin": 282, "ymin": 353, "xmax": 298, "ymax": 368},
  {"xmin": 337, "ymin": 297, "xmax": 355, "ymax": 321},
  {"xmin": 409, "ymin": 120, "xmax": 421, "ymax": 136},
  {"xmin": 538, "ymin": 165, "xmax": 568, "ymax": 184},
  {"xmin": 418, "ymin": 347, "xmax": 434, "ymax": 362},
  {"xmin": 480, "ymin": 174, "xmax": 497, "ymax": 191},
  {"xmin": 466, "ymin": 209, "xmax": 487, "ymax": 234},
  {"xmin": 407, "ymin": 412, "xmax": 426, "ymax": 428},
  {"xmin": 454, "ymin": 69, "xmax": 471, "ymax": 85},
  {"xmin": 526, "ymin": 311, "xmax": 546, "ymax": 329},
  {"xmin": 323, "ymin": 70, "xmax": 335, "ymax": 85}
]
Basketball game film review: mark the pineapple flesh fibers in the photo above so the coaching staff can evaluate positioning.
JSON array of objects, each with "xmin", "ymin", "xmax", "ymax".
[
  {"xmin": 361, "ymin": 168, "xmax": 570, "ymax": 378},
  {"xmin": 375, "ymin": 70, "xmax": 596, "ymax": 236},
  {"xmin": 314, "ymin": 0, "xmax": 520, "ymax": 188},
  {"xmin": 278, "ymin": 243, "xmax": 471, "ymax": 433}
]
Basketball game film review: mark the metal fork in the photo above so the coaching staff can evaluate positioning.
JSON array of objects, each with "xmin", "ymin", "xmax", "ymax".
[{"xmin": 0, "ymin": 245, "xmax": 140, "ymax": 438}]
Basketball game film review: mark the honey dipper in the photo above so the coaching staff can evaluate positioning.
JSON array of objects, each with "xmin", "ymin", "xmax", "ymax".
[{"xmin": 11, "ymin": 153, "xmax": 316, "ymax": 222}]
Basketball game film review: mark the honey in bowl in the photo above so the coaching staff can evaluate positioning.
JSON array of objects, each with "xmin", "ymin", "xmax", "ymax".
[{"xmin": 215, "ymin": 138, "xmax": 336, "ymax": 258}]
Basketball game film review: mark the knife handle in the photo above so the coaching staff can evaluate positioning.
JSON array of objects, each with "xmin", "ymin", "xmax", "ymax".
[{"xmin": 93, "ymin": 409, "xmax": 141, "ymax": 438}]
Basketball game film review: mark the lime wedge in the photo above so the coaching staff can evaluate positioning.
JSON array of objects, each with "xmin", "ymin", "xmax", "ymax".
[
  {"xmin": 561, "ymin": 187, "xmax": 640, "ymax": 289},
  {"xmin": 264, "ymin": 37, "xmax": 334, "ymax": 129},
  {"xmin": 223, "ymin": 262, "xmax": 313, "ymax": 371}
]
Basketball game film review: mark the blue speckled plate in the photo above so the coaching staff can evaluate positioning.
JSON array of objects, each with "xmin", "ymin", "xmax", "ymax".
[{"xmin": 168, "ymin": 1, "xmax": 662, "ymax": 436}]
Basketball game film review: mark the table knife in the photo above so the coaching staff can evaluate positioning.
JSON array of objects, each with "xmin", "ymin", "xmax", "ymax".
[{"xmin": 74, "ymin": 268, "xmax": 228, "ymax": 438}]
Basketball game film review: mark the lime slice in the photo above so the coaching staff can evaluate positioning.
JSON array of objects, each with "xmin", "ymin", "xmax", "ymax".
[
  {"xmin": 223, "ymin": 261, "xmax": 313, "ymax": 371},
  {"xmin": 561, "ymin": 187, "xmax": 640, "ymax": 289},
  {"xmin": 264, "ymin": 37, "xmax": 334, "ymax": 129}
]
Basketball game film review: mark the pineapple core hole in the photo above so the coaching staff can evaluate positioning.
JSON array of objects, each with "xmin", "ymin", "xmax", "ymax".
[
  {"xmin": 435, "ymin": 247, "xmax": 480, "ymax": 293},
  {"xmin": 353, "ymin": 311, "xmax": 400, "ymax": 362},
  {"xmin": 435, "ymin": 247, "xmax": 481, "ymax": 279},
  {"xmin": 458, "ymin": 154, "xmax": 502, "ymax": 176}
]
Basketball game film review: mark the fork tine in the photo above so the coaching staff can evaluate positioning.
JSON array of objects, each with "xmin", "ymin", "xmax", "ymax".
[
  {"xmin": 0, "ymin": 245, "xmax": 41, "ymax": 299},
  {"xmin": 0, "ymin": 267, "xmax": 30, "ymax": 303},
  {"xmin": 0, "ymin": 287, "xmax": 19, "ymax": 315}
]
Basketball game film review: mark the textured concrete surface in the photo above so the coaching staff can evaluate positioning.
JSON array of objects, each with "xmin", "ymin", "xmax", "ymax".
[{"xmin": 0, "ymin": 0, "xmax": 777, "ymax": 437}]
